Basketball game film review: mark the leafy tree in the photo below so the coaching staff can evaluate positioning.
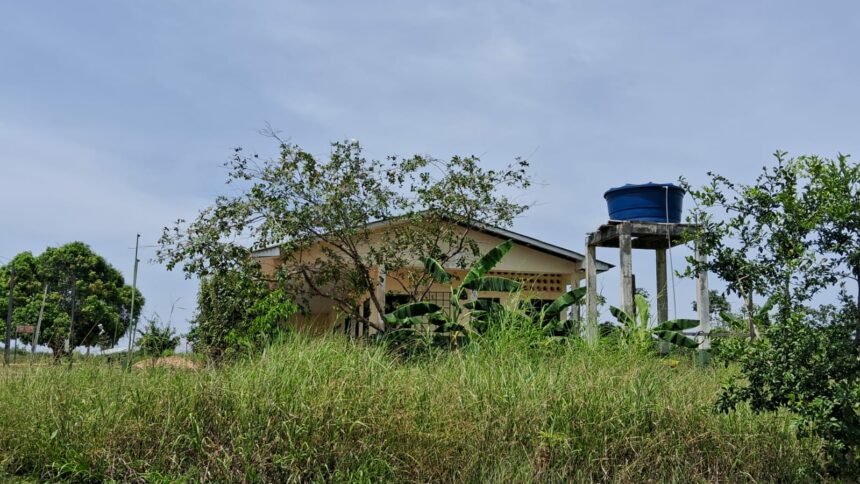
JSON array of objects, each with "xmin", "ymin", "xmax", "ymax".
[
  {"xmin": 189, "ymin": 265, "xmax": 298, "ymax": 361},
  {"xmin": 682, "ymin": 151, "xmax": 830, "ymax": 326},
  {"xmin": 801, "ymin": 154, "xmax": 860, "ymax": 347},
  {"xmin": 1, "ymin": 242, "xmax": 142, "ymax": 358},
  {"xmin": 158, "ymin": 138, "xmax": 531, "ymax": 332},
  {"xmin": 137, "ymin": 316, "xmax": 180, "ymax": 358},
  {"xmin": 687, "ymin": 152, "xmax": 860, "ymax": 473}
]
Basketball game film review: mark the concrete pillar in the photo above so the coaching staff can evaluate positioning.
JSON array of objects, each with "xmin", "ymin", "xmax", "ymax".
[
  {"xmin": 656, "ymin": 248, "xmax": 668, "ymax": 323},
  {"xmin": 656, "ymin": 247, "xmax": 670, "ymax": 354},
  {"xmin": 585, "ymin": 242, "xmax": 598, "ymax": 346},
  {"xmin": 695, "ymin": 246, "xmax": 711, "ymax": 365},
  {"xmin": 619, "ymin": 222, "xmax": 634, "ymax": 316}
]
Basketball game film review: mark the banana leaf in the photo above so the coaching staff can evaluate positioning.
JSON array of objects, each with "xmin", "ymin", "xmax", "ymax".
[
  {"xmin": 758, "ymin": 296, "xmax": 776, "ymax": 317},
  {"xmin": 654, "ymin": 330, "xmax": 699, "ymax": 348},
  {"xmin": 634, "ymin": 295, "xmax": 650, "ymax": 325},
  {"xmin": 461, "ymin": 240, "xmax": 513, "ymax": 288},
  {"xmin": 385, "ymin": 316, "xmax": 424, "ymax": 326},
  {"xmin": 423, "ymin": 257, "xmax": 453, "ymax": 284},
  {"xmin": 385, "ymin": 302, "xmax": 441, "ymax": 323},
  {"xmin": 609, "ymin": 305, "xmax": 635, "ymax": 328},
  {"xmin": 462, "ymin": 276, "xmax": 521, "ymax": 292},
  {"xmin": 719, "ymin": 310, "xmax": 746, "ymax": 331},
  {"xmin": 463, "ymin": 299, "xmax": 504, "ymax": 312},
  {"xmin": 435, "ymin": 322, "xmax": 466, "ymax": 333},
  {"xmin": 653, "ymin": 318, "xmax": 700, "ymax": 332},
  {"xmin": 543, "ymin": 287, "xmax": 587, "ymax": 318}
]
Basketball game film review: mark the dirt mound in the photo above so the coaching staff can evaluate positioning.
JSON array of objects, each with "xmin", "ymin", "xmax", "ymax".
[{"xmin": 133, "ymin": 355, "xmax": 203, "ymax": 370}]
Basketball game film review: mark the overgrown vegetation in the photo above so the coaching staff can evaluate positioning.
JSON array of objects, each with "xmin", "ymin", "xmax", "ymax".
[
  {"xmin": 0, "ymin": 330, "xmax": 825, "ymax": 482},
  {"xmin": 685, "ymin": 152, "xmax": 860, "ymax": 474}
]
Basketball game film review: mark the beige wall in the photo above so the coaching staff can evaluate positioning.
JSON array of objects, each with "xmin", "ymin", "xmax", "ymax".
[{"xmin": 255, "ymin": 222, "xmax": 584, "ymax": 334}]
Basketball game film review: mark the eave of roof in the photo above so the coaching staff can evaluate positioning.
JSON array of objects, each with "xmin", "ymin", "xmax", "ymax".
[{"xmin": 251, "ymin": 215, "xmax": 614, "ymax": 273}]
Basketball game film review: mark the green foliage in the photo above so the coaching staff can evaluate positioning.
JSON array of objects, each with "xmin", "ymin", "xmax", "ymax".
[
  {"xmin": 801, "ymin": 154, "xmax": 860, "ymax": 346},
  {"xmin": 136, "ymin": 317, "xmax": 180, "ymax": 358},
  {"xmin": 158, "ymin": 138, "xmax": 531, "ymax": 333},
  {"xmin": 687, "ymin": 152, "xmax": 860, "ymax": 475},
  {"xmin": 0, "ymin": 242, "xmax": 143, "ymax": 357},
  {"xmin": 716, "ymin": 311, "xmax": 860, "ymax": 473},
  {"xmin": 0, "ymin": 333, "xmax": 824, "ymax": 482},
  {"xmin": 531, "ymin": 287, "xmax": 587, "ymax": 339},
  {"xmin": 385, "ymin": 240, "xmax": 521, "ymax": 348},
  {"xmin": 190, "ymin": 267, "xmax": 298, "ymax": 361},
  {"xmin": 609, "ymin": 295, "xmax": 699, "ymax": 351},
  {"xmin": 682, "ymin": 152, "xmax": 831, "ymax": 318}
]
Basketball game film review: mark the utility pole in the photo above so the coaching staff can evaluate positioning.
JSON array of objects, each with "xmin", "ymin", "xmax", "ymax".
[
  {"xmin": 32, "ymin": 284, "xmax": 48, "ymax": 358},
  {"xmin": 125, "ymin": 234, "xmax": 140, "ymax": 370},
  {"xmin": 4, "ymin": 268, "xmax": 15, "ymax": 366},
  {"xmin": 66, "ymin": 275, "xmax": 77, "ymax": 370}
]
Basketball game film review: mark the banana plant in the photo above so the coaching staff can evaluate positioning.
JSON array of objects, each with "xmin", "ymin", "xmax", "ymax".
[
  {"xmin": 385, "ymin": 240, "xmax": 521, "ymax": 347},
  {"xmin": 536, "ymin": 286, "xmax": 587, "ymax": 337},
  {"xmin": 609, "ymin": 294, "xmax": 699, "ymax": 350}
]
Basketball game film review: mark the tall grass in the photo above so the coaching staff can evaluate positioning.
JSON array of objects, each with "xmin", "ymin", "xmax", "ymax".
[{"xmin": 0, "ymin": 327, "xmax": 824, "ymax": 482}]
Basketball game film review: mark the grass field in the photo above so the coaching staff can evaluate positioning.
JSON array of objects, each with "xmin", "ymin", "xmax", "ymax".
[{"xmin": 0, "ymin": 330, "xmax": 825, "ymax": 482}]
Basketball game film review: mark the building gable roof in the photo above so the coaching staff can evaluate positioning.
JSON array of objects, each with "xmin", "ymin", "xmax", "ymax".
[{"xmin": 252, "ymin": 216, "xmax": 614, "ymax": 273}]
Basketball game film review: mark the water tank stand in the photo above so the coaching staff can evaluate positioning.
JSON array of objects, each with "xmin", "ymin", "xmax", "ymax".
[{"xmin": 584, "ymin": 220, "xmax": 710, "ymax": 364}]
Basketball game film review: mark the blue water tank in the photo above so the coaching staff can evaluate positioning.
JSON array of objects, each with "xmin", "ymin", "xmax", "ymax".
[{"xmin": 604, "ymin": 182, "xmax": 685, "ymax": 223}]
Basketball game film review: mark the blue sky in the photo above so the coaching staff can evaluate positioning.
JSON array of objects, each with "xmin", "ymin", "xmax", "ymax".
[{"xmin": 2, "ymin": 1, "xmax": 858, "ymax": 344}]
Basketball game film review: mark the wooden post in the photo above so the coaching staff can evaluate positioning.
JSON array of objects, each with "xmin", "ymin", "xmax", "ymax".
[
  {"xmin": 585, "ymin": 242, "xmax": 598, "ymax": 346},
  {"xmin": 619, "ymin": 222, "xmax": 634, "ymax": 316},
  {"xmin": 695, "ymin": 246, "xmax": 711, "ymax": 366}
]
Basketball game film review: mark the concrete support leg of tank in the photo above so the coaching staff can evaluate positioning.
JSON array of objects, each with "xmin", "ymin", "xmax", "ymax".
[
  {"xmin": 619, "ymin": 222, "xmax": 634, "ymax": 316},
  {"xmin": 695, "ymin": 245, "xmax": 711, "ymax": 366},
  {"xmin": 656, "ymin": 248, "xmax": 670, "ymax": 355},
  {"xmin": 585, "ymin": 242, "xmax": 598, "ymax": 346}
]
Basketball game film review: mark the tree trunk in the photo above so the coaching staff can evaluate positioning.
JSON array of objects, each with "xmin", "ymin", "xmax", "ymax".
[{"xmin": 746, "ymin": 289, "xmax": 756, "ymax": 339}]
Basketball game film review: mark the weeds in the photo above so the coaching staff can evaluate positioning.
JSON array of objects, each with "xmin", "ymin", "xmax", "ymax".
[{"xmin": 0, "ymin": 329, "xmax": 824, "ymax": 482}]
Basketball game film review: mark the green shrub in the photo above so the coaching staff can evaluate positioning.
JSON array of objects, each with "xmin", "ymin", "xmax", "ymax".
[
  {"xmin": 717, "ymin": 311, "xmax": 860, "ymax": 474},
  {"xmin": 136, "ymin": 317, "xmax": 180, "ymax": 358},
  {"xmin": 190, "ymin": 268, "xmax": 298, "ymax": 361}
]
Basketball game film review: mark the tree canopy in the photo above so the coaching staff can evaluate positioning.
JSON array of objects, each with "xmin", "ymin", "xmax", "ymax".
[
  {"xmin": 158, "ymin": 138, "xmax": 532, "ymax": 332},
  {"xmin": 1, "ymin": 242, "xmax": 143, "ymax": 357}
]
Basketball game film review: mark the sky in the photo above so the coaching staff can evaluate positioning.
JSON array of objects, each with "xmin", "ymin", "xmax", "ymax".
[{"xmin": 2, "ymin": 1, "xmax": 859, "ymax": 347}]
